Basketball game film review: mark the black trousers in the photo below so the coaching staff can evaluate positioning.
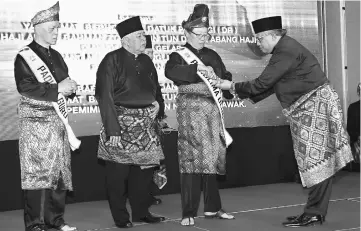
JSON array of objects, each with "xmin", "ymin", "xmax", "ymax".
[
  {"xmin": 180, "ymin": 173, "xmax": 222, "ymax": 218},
  {"xmin": 304, "ymin": 177, "xmax": 333, "ymax": 216},
  {"xmin": 23, "ymin": 188, "xmax": 66, "ymax": 229},
  {"xmin": 104, "ymin": 161, "xmax": 153, "ymax": 225},
  {"xmin": 150, "ymin": 181, "xmax": 159, "ymax": 200}
]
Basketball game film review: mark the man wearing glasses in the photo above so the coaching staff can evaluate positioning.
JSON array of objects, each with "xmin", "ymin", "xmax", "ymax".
[
  {"xmin": 215, "ymin": 16, "xmax": 353, "ymax": 228},
  {"xmin": 165, "ymin": 3, "xmax": 234, "ymax": 227}
]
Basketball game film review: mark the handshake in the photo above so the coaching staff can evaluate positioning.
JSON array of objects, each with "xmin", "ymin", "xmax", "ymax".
[
  {"xmin": 213, "ymin": 79, "xmax": 234, "ymax": 90},
  {"xmin": 197, "ymin": 64, "xmax": 234, "ymax": 90},
  {"xmin": 197, "ymin": 64, "xmax": 233, "ymax": 90}
]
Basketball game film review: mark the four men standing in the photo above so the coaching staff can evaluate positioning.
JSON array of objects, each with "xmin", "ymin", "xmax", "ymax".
[{"xmin": 14, "ymin": 2, "xmax": 354, "ymax": 230}]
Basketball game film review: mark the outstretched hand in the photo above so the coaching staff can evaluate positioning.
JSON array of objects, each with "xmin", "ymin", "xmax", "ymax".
[{"xmin": 213, "ymin": 79, "xmax": 233, "ymax": 90}]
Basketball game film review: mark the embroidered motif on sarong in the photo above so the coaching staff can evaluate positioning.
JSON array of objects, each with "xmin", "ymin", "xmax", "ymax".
[
  {"xmin": 98, "ymin": 105, "xmax": 164, "ymax": 167},
  {"xmin": 177, "ymin": 83, "xmax": 226, "ymax": 175},
  {"xmin": 18, "ymin": 96, "xmax": 73, "ymax": 190},
  {"xmin": 176, "ymin": 47, "xmax": 233, "ymax": 147},
  {"xmin": 18, "ymin": 46, "xmax": 80, "ymax": 151},
  {"xmin": 283, "ymin": 83, "xmax": 353, "ymax": 188}
]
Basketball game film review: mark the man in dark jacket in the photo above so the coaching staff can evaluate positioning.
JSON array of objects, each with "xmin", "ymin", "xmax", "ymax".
[
  {"xmin": 215, "ymin": 16, "xmax": 353, "ymax": 228},
  {"xmin": 14, "ymin": 2, "xmax": 78, "ymax": 231},
  {"xmin": 95, "ymin": 16, "xmax": 165, "ymax": 228}
]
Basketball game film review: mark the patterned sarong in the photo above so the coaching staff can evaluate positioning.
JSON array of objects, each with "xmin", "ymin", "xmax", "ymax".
[
  {"xmin": 98, "ymin": 105, "xmax": 164, "ymax": 167},
  {"xmin": 282, "ymin": 83, "xmax": 353, "ymax": 188},
  {"xmin": 177, "ymin": 83, "xmax": 226, "ymax": 175},
  {"xmin": 18, "ymin": 96, "xmax": 73, "ymax": 190}
]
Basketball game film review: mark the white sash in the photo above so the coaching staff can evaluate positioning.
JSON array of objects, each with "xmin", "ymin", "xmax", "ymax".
[
  {"xmin": 176, "ymin": 47, "xmax": 233, "ymax": 147},
  {"xmin": 19, "ymin": 46, "xmax": 81, "ymax": 151}
]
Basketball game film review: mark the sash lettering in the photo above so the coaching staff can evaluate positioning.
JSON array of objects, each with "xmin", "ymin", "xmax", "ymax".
[{"xmin": 18, "ymin": 46, "xmax": 81, "ymax": 151}]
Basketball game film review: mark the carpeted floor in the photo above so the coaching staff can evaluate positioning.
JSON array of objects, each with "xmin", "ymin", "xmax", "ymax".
[{"xmin": 0, "ymin": 171, "xmax": 359, "ymax": 231}]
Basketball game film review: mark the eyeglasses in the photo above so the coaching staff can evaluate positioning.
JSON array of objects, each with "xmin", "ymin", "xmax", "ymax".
[{"xmin": 190, "ymin": 31, "xmax": 211, "ymax": 40}]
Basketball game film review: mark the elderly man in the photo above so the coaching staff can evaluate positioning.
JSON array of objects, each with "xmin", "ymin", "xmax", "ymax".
[
  {"xmin": 215, "ymin": 16, "xmax": 353, "ymax": 228},
  {"xmin": 164, "ymin": 4, "xmax": 234, "ymax": 226},
  {"xmin": 95, "ymin": 16, "xmax": 165, "ymax": 228},
  {"xmin": 14, "ymin": 2, "xmax": 78, "ymax": 231}
]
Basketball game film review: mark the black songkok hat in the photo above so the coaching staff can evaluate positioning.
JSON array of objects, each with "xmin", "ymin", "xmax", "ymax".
[
  {"xmin": 115, "ymin": 16, "xmax": 144, "ymax": 38},
  {"xmin": 182, "ymin": 4, "xmax": 209, "ymax": 30},
  {"xmin": 252, "ymin": 16, "xmax": 282, "ymax": 34},
  {"xmin": 145, "ymin": 35, "xmax": 152, "ymax": 48}
]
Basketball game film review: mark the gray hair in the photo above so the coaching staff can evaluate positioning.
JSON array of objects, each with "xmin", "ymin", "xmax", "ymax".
[{"xmin": 270, "ymin": 29, "xmax": 287, "ymax": 37}]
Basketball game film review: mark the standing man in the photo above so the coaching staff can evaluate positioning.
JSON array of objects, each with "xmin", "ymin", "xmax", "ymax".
[
  {"xmin": 164, "ymin": 4, "xmax": 234, "ymax": 226},
  {"xmin": 215, "ymin": 16, "xmax": 353, "ymax": 227},
  {"xmin": 15, "ymin": 2, "xmax": 78, "ymax": 231},
  {"xmin": 95, "ymin": 16, "xmax": 165, "ymax": 228}
]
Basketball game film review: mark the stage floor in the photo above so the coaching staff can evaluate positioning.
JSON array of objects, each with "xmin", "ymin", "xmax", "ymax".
[{"xmin": 1, "ymin": 171, "xmax": 359, "ymax": 231}]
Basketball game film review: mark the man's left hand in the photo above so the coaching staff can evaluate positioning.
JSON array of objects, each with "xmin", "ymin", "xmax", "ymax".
[
  {"xmin": 214, "ymin": 79, "xmax": 233, "ymax": 90},
  {"xmin": 150, "ymin": 101, "xmax": 160, "ymax": 118}
]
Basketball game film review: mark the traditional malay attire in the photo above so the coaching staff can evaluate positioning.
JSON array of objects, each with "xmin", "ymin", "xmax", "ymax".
[
  {"xmin": 230, "ymin": 16, "xmax": 353, "ymax": 227},
  {"xmin": 164, "ymin": 4, "xmax": 234, "ymax": 225},
  {"xmin": 14, "ymin": 2, "xmax": 78, "ymax": 231},
  {"xmin": 95, "ymin": 16, "xmax": 165, "ymax": 228}
]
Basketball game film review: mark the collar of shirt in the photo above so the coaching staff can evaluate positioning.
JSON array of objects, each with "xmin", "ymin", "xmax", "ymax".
[
  {"xmin": 185, "ymin": 42, "xmax": 206, "ymax": 54},
  {"xmin": 270, "ymin": 34, "xmax": 287, "ymax": 54},
  {"xmin": 31, "ymin": 40, "xmax": 52, "ymax": 55},
  {"xmin": 122, "ymin": 47, "xmax": 141, "ymax": 59}
]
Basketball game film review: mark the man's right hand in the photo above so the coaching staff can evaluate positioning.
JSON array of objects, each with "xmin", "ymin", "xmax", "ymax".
[
  {"xmin": 106, "ymin": 136, "xmax": 121, "ymax": 147},
  {"xmin": 214, "ymin": 79, "xmax": 233, "ymax": 90},
  {"xmin": 58, "ymin": 78, "xmax": 77, "ymax": 95}
]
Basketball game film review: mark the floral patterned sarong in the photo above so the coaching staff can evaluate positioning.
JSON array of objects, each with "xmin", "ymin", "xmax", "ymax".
[{"xmin": 283, "ymin": 83, "xmax": 353, "ymax": 188}]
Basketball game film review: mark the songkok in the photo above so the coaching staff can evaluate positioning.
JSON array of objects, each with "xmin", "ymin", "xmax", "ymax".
[
  {"xmin": 115, "ymin": 16, "xmax": 144, "ymax": 39},
  {"xmin": 31, "ymin": 1, "xmax": 60, "ymax": 26},
  {"xmin": 145, "ymin": 35, "xmax": 152, "ymax": 49},
  {"xmin": 182, "ymin": 4, "xmax": 209, "ymax": 31},
  {"xmin": 252, "ymin": 16, "xmax": 282, "ymax": 34}
]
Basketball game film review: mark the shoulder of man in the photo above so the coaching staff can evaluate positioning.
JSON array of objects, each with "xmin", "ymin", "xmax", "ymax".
[
  {"xmin": 204, "ymin": 46, "xmax": 222, "ymax": 58},
  {"xmin": 100, "ymin": 48, "xmax": 123, "ymax": 62}
]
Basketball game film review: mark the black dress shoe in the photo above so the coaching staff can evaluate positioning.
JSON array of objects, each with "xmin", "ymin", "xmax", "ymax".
[
  {"xmin": 286, "ymin": 215, "xmax": 299, "ymax": 221},
  {"xmin": 286, "ymin": 213, "xmax": 326, "ymax": 222},
  {"xmin": 27, "ymin": 225, "xmax": 47, "ymax": 231},
  {"xmin": 152, "ymin": 198, "xmax": 162, "ymax": 205},
  {"xmin": 115, "ymin": 221, "xmax": 133, "ymax": 228},
  {"xmin": 282, "ymin": 214, "xmax": 325, "ymax": 227},
  {"xmin": 133, "ymin": 214, "xmax": 165, "ymax": 223}
]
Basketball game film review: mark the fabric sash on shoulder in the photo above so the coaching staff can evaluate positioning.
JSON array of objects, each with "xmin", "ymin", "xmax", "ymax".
[
  {"xmin": 19, "ymin": 46, "xmax": 81, "ymax": 151},
  {"xmin": 176, "ymin": 47, "xmax": 232, "ymax": 147}
]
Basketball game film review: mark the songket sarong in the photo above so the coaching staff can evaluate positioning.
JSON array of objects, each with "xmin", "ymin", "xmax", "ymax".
[
  {"xmin": 98, "ymin": 105, "xmax": 164, "ymax": 167},
  {"xmin": 282, "ymin": 83, "xmax": 353, "ymax": 188},
  {"xmin": 18, "ymin": 96, "xmax": 73, "ymax": 190},
  {"xmin": 176, "ymin": 83, "xmax": 226, "ymax": 175}
]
